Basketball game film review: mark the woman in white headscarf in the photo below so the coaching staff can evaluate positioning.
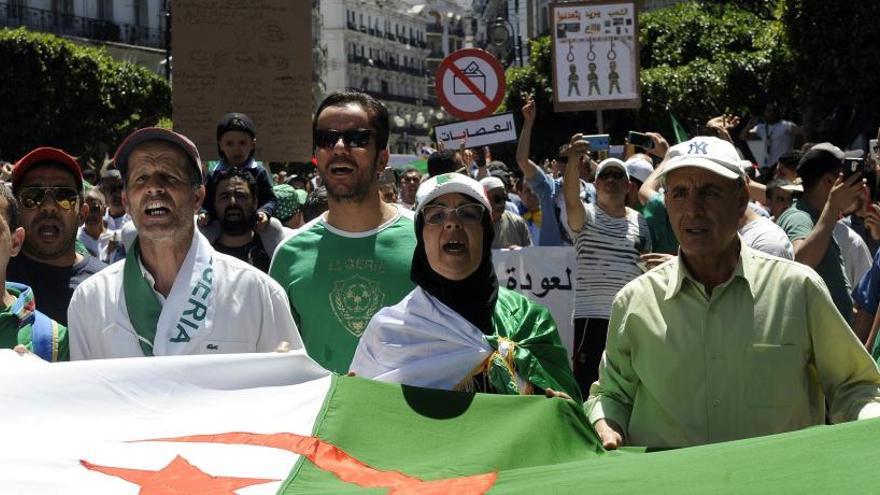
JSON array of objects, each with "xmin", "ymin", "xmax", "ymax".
[{"xmin": 350, "ymin": 173, "xmax": 580, "ymax": 400}]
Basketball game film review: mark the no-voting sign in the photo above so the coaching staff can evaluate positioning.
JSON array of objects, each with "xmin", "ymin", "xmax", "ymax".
[{"xmin": 436, "ymin": 48, "xmax": 506, "ymax": 121}]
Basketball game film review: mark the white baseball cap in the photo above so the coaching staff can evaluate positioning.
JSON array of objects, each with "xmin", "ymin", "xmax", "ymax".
[
  {"xmin": 479, "ymin": 176, "xmax": 506, "ymax": 192},
  {"xmin": 595, "ymin": 158, "xmax": 629, "ymax": 180},
  {"xmin": 660, "ymin": 136, "xmax": 745, "ymax": 181},
  {"xmin": 624, "ymin": 156, "xmax": 653, "ymax": 183},
  {"xmin": 415, "ymin": 173, "xmax": 491, "ymax": 214}
]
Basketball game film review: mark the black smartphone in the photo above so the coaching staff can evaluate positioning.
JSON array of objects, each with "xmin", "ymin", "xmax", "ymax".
[
  {"xmin": 627, "ymin": 131, "xmax": 654, "ymax": 150},
  {"xmin": 843, "ymin": 158, "xmax": 865, "ymax": 178}
]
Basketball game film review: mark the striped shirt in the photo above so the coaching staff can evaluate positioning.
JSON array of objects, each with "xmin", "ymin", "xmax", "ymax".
[{"xmin": 573, "ymin": 203, "xmax": 651, "ymax": 319}]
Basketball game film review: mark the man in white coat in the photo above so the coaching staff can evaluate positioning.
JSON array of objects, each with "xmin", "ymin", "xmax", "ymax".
[{"xmin": 69, "ymin": 128, "xmax": 302, "ymax": 359}]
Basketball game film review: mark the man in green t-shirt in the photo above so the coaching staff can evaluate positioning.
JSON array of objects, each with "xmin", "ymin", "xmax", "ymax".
[
  {"xmin": 0, "ymin": 179, "xmax": 67, "ymax": 361},
  {"xmin": 636, "ymin": 133, "xmax": 680, "ymax": 263},
  {"xmin": 777, "ymin": 143, "xmax": 864, "ymax": 325},
  {"xmin": 270, "ymin": 91, "xmax": 417, "ymax": 373}
]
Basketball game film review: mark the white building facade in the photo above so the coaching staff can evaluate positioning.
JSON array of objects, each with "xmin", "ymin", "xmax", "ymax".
[
  {"xmin": 1, "ymin": 0, "xmax": 169, "ymax": 73},
  {"xmin": 321, "ymin": 0, "xmax": 438, "ymax": 153}
]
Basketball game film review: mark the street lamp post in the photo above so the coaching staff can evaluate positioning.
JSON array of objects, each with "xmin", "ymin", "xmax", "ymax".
[
  {"xmin": 488, "ymin": 16, "xmax": 517, "ymax": 67},
  {"xmin": 163, "ymin": 0, "xmax": 171, "ymax": 81}
]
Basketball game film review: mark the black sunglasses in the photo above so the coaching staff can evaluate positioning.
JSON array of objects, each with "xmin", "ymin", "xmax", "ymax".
[{"xmin": 314, "ymin": 128, "xmax": 373, "ymax": 149}]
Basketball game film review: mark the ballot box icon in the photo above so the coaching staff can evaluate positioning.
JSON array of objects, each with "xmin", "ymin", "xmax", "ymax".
[{"xmin": 453, "ymin": 62, "xmax": 486, "ymax": 95}]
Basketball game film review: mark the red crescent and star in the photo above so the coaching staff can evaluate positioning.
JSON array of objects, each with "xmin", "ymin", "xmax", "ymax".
[{"xmin": 80, "ymin": 431, "xmax": 497, "ymax": 494}]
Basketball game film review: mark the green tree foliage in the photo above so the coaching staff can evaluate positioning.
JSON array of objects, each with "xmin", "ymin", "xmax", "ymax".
[
  {"xmin": 0, "ymin": 28, "xmax": 170, "ymax": 166},
  {"xmin": 506, "ymin": 0, "xmax": 880, "ymax": 158},
  {"xmin": 781, "ymin": 0, "xmax": 880, "ymax": 138},
  {"xmin": 638, "ymin": 2, "xmax": 794, "ymax": 138},
  {"xmin": 504, "ymin": 2, "xmax": 794, "ymax": 160}
]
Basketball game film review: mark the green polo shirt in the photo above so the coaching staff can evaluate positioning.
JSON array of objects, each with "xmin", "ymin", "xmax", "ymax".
[
  {"xmin": 776, "ymin": 200, "xmax": 852, "ymax": 323},
  {"xmin": 586, "ymin": 242, "xmax": 880, "ymax": 448}
]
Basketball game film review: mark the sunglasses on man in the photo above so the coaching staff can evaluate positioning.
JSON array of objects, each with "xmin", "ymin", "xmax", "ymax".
[
  {"xmin": 314, "ymin": 129, "xmax": 373, "ymax": 149},
  {"xmin": 18, "ymin": 187, "xmax": 80, "ymax": 211}
]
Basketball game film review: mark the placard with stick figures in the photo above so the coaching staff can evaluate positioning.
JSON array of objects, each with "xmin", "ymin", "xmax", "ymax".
[{"xmin": 550, "ymin": 1, "xmax": 641, "ymax": 112}]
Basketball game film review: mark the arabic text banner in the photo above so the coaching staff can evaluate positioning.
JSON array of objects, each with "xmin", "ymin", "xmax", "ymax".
[
  {"xmin": 434, "ymin": 112, "xmax": 517, "ymax": 149},
  {"xmin": 493, "ymin": 246, "xmax": 576, "ymax": 362}
]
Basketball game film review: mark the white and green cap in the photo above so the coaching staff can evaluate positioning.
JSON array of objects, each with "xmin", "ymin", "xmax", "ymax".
[
  {"xmin": 660, "ymin": 136, "xmax": 745, "ymax": 181},
  {"xmin": 415, "ymin": 173, "xmax": 491, "ymax": 214}
]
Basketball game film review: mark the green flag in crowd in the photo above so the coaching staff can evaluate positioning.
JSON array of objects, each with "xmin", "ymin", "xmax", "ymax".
[{"xmin": 670, "ymin": 112, "xmax": 689, "ymax": 144}]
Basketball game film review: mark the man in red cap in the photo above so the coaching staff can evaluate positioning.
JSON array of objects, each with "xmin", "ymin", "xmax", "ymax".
[
  {"xmin": 0, "ymin": 180, "xmax": 68, "ymax": 361},
  {"xmin": 8, "ymin": 147, "xmax": 106, "ymax": 325}
]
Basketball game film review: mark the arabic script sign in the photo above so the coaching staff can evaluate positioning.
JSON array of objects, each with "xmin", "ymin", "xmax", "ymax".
[
  {"xmin": 549, "ymin": 0, "xmax": 641, "ymax": 112},
  {"xmin": 492, "ymin": 247, "xmax": 576, "ymax": 365},
  {"xmin": 436, "ymin": 48, "xmax": 506, "ymax": 120},
  {"xmin": 433, "ymin": 113, "xmax": 517, "ymax": 149}
]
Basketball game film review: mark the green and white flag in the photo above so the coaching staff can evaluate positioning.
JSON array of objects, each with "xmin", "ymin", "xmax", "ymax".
[
  {"xmin": 0, "ymin": 350, "xmax": 601, "ymax": 493},
  {"xmin": 3, "ymin": 350, "xmax": 880, "ymax": 493},
  {"xmin": 669, "ymin": 111, "xmax": 689, "ymax": 144}
]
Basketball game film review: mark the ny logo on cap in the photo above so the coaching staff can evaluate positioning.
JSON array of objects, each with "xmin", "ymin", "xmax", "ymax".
[{"xmin": 688, "ymin": 141, "xmax": 709, "ymax": 155}]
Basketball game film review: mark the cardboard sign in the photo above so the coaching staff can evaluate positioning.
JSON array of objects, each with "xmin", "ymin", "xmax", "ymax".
[
  {"xmin": 436, "ymin": 49, "xmax": 506, "ymax": 120},
  {"xmin": 434, "ymin": 113, "xmax": 517, "ymax": 149},
  {"xmin": 550, "ymin": 1, "xmax": 641, "ymax": 112},
  {"xmin": 172, "ymin": 0, "xmax": 312, "ymax": 162}
]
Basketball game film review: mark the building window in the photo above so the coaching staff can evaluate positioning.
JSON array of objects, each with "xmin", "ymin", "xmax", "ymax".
[
  {"xmin": 51, "ymin": 0, "xmax": 74, "ymax": 28},
  {"xmin": 133, "ymin": 0, "xmax": 149, "ymax": 27},
  {"xmin": 6, "ymin": 0, "xmax": 24, "ymax": 19},
  {"xmin": 97, "ymin": 0, "xmax": 113, "ymax": 21}
]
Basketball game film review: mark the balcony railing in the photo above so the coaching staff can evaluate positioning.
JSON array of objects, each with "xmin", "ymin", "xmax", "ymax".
[
  {"xmin": 0, "ymin": 1, "xmax": 164, "ymax": 49},
  {"xmin": 348, "ymin": 54, "xmax": 429, "ymax": 77},
  {"xmin": 393, "ymin": 125, "xmax": 430, "ymax": 137},
  {"xmin": 356, "ymin": 88, "xmax": 432, "ymax": 107}
]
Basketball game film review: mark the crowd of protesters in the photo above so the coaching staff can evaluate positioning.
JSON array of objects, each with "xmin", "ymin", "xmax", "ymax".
[{"xmin": 5, "ymin": 89, "xmax": 880, "ymax": 450}]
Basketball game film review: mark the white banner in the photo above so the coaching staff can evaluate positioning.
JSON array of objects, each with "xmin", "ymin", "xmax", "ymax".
[
  {"xmin": 434, "ymin": 112, "xmax": 517, "ymax": 149},
  {"xmin": 493, "ymin": 247, "xmax": 576, "ymax": 366}
]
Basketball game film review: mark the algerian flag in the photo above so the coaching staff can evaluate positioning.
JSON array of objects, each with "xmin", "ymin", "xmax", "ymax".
[
  {"xmin": 669, "ymin": 111, "xmax": 689, "ymax": 144},
  {"xmin": 0, "ymin": 350, "xmax": 602, "ymax": 493},
  {"xmin": 4, "ymin": 350, "xmax": 880, "ymax": 493}
]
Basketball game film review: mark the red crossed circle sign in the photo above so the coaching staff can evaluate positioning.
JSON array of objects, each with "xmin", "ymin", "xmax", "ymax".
[{"xmin": 435, "ymin": 48, "xmax": 506, "ymax": 121}]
